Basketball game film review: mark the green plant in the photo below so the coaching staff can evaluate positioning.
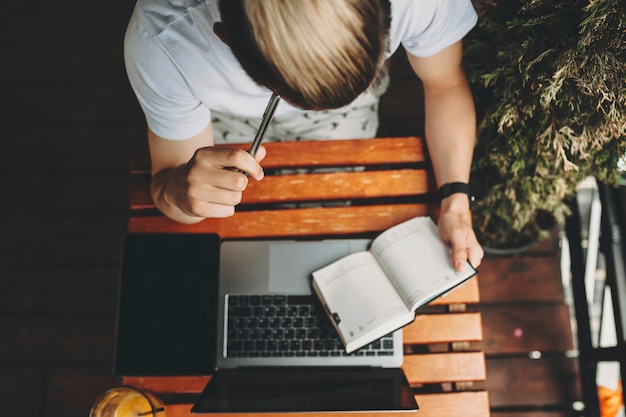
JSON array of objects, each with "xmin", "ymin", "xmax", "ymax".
[{"xmin": 464, "ymin": 0, "xmax": 626, "ymax": 249}]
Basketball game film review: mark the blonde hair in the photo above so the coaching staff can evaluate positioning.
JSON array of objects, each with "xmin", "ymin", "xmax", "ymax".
[{"xmin": 219, "ymin": 0, "xmax": 391, "ymax": 110}]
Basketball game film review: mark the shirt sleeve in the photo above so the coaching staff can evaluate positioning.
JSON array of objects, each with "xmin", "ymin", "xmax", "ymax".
[
  {"xmin": 124, "ymin": 19, "xmax": 211, "ymax": 140},
  {"xmin": 390, "ymin": 0, "xmax": 478, "ymax": 58}
]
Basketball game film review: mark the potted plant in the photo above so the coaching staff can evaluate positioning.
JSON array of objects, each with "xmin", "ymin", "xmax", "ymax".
[{"xmin": 463, "ymin": 0, "xmax": 626, "ymax": 251}]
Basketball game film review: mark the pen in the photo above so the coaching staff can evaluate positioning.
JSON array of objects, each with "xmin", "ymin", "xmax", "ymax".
[{"xmin": 248, "ymin": 93, "xmax": 280, "ymax": 157}]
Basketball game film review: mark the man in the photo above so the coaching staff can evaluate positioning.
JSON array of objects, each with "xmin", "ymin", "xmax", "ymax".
[{"xmin": 124, "ymin": 0, "xmax": 484, "ymax": 271}]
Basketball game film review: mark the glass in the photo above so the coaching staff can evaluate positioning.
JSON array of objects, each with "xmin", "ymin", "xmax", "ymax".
[{"xmin": 90, "ymin": 386, "xmax": 166, "ymax": 417}]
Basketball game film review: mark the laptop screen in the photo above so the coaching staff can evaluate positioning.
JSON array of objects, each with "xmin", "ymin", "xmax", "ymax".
[{"xmin": 191, "ymin": 367, "xmax": 418, "ymax": 413}]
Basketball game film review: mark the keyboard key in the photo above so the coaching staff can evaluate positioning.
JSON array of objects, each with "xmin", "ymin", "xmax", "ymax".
[
  {"xmin": 272, "ymin": 295, "xmax": 286, "ymax": 305},
  {"xmin": 229, "ymin": 306, "xmax": 252, "ymax": 317},
  {"xmin": 287, "ymin": 295, "xmax": 316, "ymax": 305}
]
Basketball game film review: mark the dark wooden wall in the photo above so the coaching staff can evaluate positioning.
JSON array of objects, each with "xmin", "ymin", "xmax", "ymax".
[
  {"xmin": 0, "ymin": 2, "xmax": 582, "ymax": 416},
  {"xmin": 1, "ymin": 2, "xmax": 139, "ymax": 416}
]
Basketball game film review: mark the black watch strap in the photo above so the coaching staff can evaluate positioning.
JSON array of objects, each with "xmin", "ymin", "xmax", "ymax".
[{"xmin": 438, "ymin": 182, "xmax": 474, "ymax": 204}]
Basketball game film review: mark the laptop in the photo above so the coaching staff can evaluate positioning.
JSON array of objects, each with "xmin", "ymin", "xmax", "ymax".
[{"xmin": 114, "ymin": 233, "xmax": 418, "ymax": 413}]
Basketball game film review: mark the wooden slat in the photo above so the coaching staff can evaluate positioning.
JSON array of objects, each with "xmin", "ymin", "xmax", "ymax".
[
  {"xmin": 403, "ymin": 312, "xmax": 483, "ymax": 345},
  {"xmin": 477, "ymin": 256, "xmax": 565, "ymax": 304},
  {"xmin": 130, "ymin": 136, "xmax": 428, "ymax": 174},
  {"xmin": 130, "ymin": 169, "xmax": 435, "ymax": 209},
  {"xmin": 484, "ymin": 357, "xmax": 581, "ymax": 408},
  {"xmin": 156, "ymin": 391, "xmax": 489, "ymax": 417},
  {"xmin": 475, "ymin": 304, "xmax": 574, "ymax": 355},
  {"xmin": 128, "ymin": 204, "xmax": 431, "ymax": 238},
  {"xmin": 401, "ymin": 352, "xmax": 486, "ymax": 384},
  {"xmin": 428, "ymin": 276, "xmax": 480, "ymax": 305},
  {"xmin": 122, "ymin": 376, "xmax": 208, "ymax": 394},
  {"xmin": 491, "ymin": 412, "xmax": 574, "ymax": 417},
  {"xmin": 129, "ymin": 180, "xmax": 154, "ymax": 210},
  {"xmin": 415, "ymin": 391, "xmax": 489, "ymax": 417},
  {"xmin": 122, "ymin": 352, "xmax": 486, "ymax": 393}
]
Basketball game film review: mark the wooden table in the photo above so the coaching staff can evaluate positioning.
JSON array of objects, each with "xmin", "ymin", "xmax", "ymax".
[{"xmin": 118, "ymin": 137, "xmax": 490, "ymax": 416}]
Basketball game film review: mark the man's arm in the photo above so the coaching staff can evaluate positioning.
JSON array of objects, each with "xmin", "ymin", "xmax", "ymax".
[
  {"xmin": 148, "ymin": 124, "xmax": 266, "ymax": 224},
  {"xmin": 407, "ymin": 40, "xmax": 484, "ymax": 270}
]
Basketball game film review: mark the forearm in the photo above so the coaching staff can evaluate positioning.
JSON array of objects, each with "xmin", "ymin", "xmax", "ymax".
[
  {"xmin": 407, "ymin": 43, "xmax": 483, "ymax": 269},
  {"xmin": 423, "ymin": 79, "xmax": 476, "ymax": 190},
  {"xmin": 424, "ymin": 77, "xmax": 476, "ymax": 214}
]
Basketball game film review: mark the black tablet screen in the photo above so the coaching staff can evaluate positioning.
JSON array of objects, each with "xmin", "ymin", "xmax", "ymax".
[{"xmin": 114, "ymin": 233, "xmax": 220, "ymax": 376}]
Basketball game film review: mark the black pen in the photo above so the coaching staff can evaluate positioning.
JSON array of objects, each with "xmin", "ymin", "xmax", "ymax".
[{"xmin": 248, "ymin": 93, "xmax": 280, "ymax": 157}]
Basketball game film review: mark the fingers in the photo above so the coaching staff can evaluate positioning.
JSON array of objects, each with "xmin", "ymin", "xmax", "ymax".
[
  {"xmin": 451, "ymin": 246, "xmax": 469, "ymax": 273},
  {"xmin": 439, "ymin": 213, "xmax": 484, "ymax": 272},
  {"xmin": 175, "ymin": 147, "xmax": 265, "ymax": 218},
  {"xmin": 467, "ymin": 241, "xmax": 484, "ymax": 269},
  {"xmin": 195, "ymin": 147, "xmax": 265, "ymax": 180},
  {"xmin": 450, "ymin": 232, "xmax": 484, "ymax": 272},
  {"xmin": 254, "ymin": 145, "xmax": 267, "ymax": 163}
]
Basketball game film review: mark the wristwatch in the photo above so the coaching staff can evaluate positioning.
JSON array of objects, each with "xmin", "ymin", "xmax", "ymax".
[{"xmin": 438, "ymin": 182, "xmax": 475, "ymax": 208}]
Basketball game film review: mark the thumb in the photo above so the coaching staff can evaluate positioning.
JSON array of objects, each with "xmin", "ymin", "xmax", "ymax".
[
  {"xmin": 451, "ymin": 240, "xmax": 469, "ymax": 272},
  {"xmin": 254, "ymin": 145, "xmax": 267, "ymax": 162}
]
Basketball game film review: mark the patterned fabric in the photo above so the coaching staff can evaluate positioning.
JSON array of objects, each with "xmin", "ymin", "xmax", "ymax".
[{"xmin": 211, "ymin": 75, "xmax": 389, "ymax": 145}]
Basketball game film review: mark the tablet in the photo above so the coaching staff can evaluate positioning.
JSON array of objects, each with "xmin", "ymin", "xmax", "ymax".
[{"xmin": 113, "ymin": 233, "xmax": 220, "ymax": 376}]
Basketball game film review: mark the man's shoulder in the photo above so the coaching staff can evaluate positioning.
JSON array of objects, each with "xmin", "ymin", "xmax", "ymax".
[
  {"xmin": 131, "ymin": 0, "xmax": 218, "ymax": 38},
  {"xmin": 388, "ymin": 0, "xmax": 476, "ymax": 57}
]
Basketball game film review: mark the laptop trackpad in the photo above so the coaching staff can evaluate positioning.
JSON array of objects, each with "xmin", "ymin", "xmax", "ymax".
[{"xmin": 268, "ymin": 241, "xmax": 352, "ymax": 292}]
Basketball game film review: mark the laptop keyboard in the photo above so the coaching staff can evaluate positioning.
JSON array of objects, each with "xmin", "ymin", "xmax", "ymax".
[{"xmin": 226, "ymin": 294, "xmax": 395, "ymax": 358}]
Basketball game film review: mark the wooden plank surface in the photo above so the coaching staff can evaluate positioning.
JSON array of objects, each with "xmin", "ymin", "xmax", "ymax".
[
  {"xmin": 157, "ymin": 391, "xmax": 489, "ymax": 417},
  {"xmin": 130, "ymin": 169, "xmax": 435, "ymax": 209},
  {"xmin": 477, "ymin": 256, "xmax": 565, "ymax": 304},
  {"xmin": 123, "ymin": 351, "xmax": 486, "ymax": 393},
  {"xmin": 130, "ymin": 136, "xmax": 428, "ymax": 174},
  {"xmin": 403, "ymin": 312, "xmax": 482, "ymax": 344},
  {"xmin": 475, "ymin": 304, "xmax": 574, "ymax": 354},
  {"xmin": 128, "ymin": 204, "xmax": 431, "ymax": 238},
  {"xmin": 402, "ymin": 352, "xmax": 486, "ymax": 384},
  {"xmin": 484, "ymin": 357, "xmax": 581, "ymax": 408},
  {"xmin": 492, "ymin": 413, "xmax": 578, "ymax": 417},
  {"xmin": 428, "ymin": 276, "xmax": 479, "ymax": 305}
]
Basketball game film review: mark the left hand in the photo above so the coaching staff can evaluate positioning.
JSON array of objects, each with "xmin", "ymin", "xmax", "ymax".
[{"xmin": 437, "ymin": 194, "xmax": 484, "ymax": 272}]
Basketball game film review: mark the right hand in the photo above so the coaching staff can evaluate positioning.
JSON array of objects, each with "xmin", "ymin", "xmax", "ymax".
[{"xmin": 162, "ymin": 145, "xmax": 267, "ymax": 219}]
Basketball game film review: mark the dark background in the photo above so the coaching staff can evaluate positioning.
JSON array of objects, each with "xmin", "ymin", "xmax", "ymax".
[{"xmin": 1, "ymin": 2, "xmax": 143, "ymax": 416}]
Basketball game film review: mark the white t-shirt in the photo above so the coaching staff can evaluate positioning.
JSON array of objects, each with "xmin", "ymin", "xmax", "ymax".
[{"xmin": 124, "ymin": 0, "xmax": 477, "ymax": 140}]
